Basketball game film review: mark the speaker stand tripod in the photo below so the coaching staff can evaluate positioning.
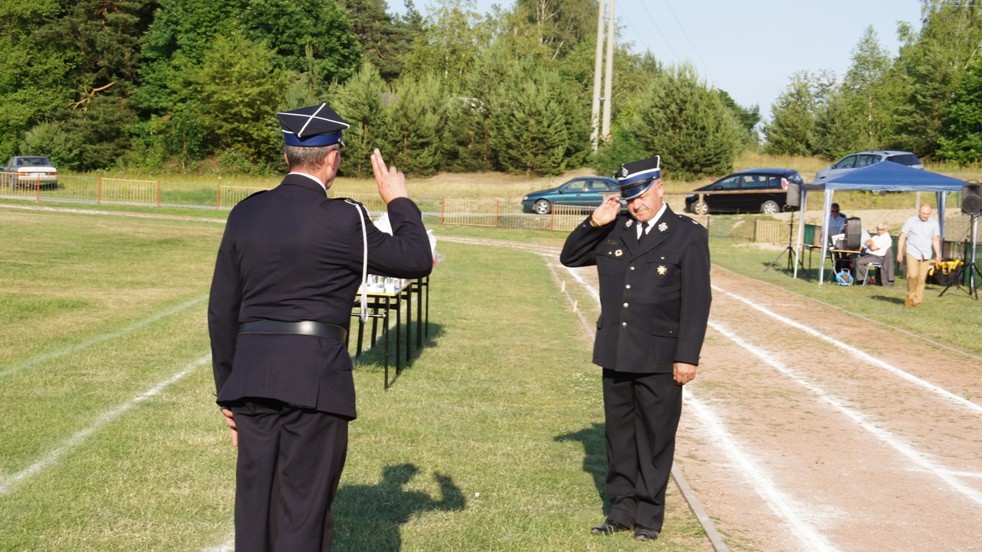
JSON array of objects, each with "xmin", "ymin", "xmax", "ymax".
[
  {"xmin": 939, "ymin": 213, "xmax": 979, "ymax": 300},
  {"xmin": 764, "ymin": 210, "xmax": 804, "ymax": 274}
]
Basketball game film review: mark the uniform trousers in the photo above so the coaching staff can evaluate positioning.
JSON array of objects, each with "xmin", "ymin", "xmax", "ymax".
[
  {"xmin": 601, "ymin": 369, "xmax": 682, "ymax": 532},
  {"xmin": 231, "ymin": 399, "xmax": 349, "ymax": 552},
  {"xmin": 904, "ymin": 255, "xmax": 933, "ymax": 304}
]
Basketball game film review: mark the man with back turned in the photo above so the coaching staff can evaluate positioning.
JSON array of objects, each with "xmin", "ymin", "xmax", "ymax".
[
  {"xmin": 208, "ymin": 102, "xmax": 433, "ymax": 551},
  {"xmin": 560, "ymin": 155, "xmax": 711, "ymax": 542}
]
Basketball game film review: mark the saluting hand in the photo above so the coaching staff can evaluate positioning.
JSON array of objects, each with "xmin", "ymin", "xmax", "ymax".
[
  {"xmin": 371, "ymin": 149, "xmax": 409, "ymax": 204},
  {"xmin": 591, "ymin": 194, "xmax": 621, "ymax": 226}
]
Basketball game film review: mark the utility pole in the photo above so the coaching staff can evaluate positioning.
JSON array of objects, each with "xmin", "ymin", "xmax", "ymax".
[
  {"xmin": 590, "ymin": 0, "xmax": 606, "ymax": 150},
  {"xmin": 590, "ymin": 0, "xmax": 616, "ymax": 150}
]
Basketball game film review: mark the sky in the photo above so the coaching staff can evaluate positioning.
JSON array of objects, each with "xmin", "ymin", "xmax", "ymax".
[{"xmin": 394, "ymin": 0, "xmax": 925, "ymax": 122}]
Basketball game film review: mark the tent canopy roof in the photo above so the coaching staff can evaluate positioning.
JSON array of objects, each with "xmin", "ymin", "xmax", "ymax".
[{"xmin": 803, "ymin": 161, "xmax": 964, "ymax": 193}]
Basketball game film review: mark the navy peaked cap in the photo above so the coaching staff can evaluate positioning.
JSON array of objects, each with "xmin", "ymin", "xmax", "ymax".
[
  {"xmin": 616, "ymin": 155, "xmax": 662, "ymax": 200},
  {"xmin": 275, "ymin": 103, "xmax": 349, "ymax": 147}
]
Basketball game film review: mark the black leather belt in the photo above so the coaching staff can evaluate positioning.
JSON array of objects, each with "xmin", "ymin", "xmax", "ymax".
[{"xmin": 238, "ymin": 320, "xmax": 347, "ymax": 342}]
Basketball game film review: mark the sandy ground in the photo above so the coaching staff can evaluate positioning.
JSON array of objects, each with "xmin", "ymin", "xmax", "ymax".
[{"xmin": 449, "ymin": 235, "xmax": 982, "ymax": 552}]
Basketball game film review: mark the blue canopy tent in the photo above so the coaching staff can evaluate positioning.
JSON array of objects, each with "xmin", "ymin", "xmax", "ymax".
[{"xmin": 793, "ymin": 162, "xmax": 965, "ymax": 284}]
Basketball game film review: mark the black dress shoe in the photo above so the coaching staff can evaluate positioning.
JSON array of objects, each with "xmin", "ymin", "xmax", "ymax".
[
  {"xmin": 633, "ymin": 527, "xmax": 659, "ymax": 541},
  {"xmin": 590, "ymin": 520, "xmax": 631, "ymax": 536}
]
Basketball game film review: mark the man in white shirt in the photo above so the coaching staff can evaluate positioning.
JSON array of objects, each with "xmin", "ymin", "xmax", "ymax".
[
  {"xmin": 856, "ymin": 223, "xmax": 894, "ymax": 286},
  {"xmin": 897, "ymin": 204, "xmax": 942, "ymax": 307}
]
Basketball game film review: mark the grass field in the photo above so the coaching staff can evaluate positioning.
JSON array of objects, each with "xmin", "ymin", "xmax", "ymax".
[
  {"xmin": 2, "ymin": 151, "xmax": 980, "ymax": 550},
  {"xmin": 0, "ymin": 206, "xmax": 712, "ymax": 551}
]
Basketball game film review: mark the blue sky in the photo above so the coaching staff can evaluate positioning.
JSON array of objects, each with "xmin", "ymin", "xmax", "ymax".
[{"xmin": 395, "ymin": 0, "xmax": 924, "ymax": 122}]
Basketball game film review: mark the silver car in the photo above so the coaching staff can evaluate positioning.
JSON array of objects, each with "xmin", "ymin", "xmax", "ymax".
[
  {"xmin": 2, "ymin": 155, "xmax": 58, "ymax": 189},
  {"xmin": 814, "ymin": 150, "xmax": 922, "ymax": 181}
]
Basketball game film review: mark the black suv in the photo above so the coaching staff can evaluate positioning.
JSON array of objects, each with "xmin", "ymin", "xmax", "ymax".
[{"xmin": 684, "ymin": 168, "xmax": 803, "ymax": 215}]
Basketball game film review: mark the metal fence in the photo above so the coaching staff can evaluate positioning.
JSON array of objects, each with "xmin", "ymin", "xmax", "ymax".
[{"xmin": 0, "ymin": 175, "xmax": 791, "ymax": 243}]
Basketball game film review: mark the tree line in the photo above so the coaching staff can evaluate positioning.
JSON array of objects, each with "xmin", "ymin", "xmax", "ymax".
[{"xmin": 0, "ymin": 0, "xmax": 979, "ymax": 180}]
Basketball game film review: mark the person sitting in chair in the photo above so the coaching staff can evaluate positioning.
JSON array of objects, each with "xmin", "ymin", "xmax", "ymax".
[{"xmin": 856, "ymin": 223, "xmax": 894, "ymax": 286}]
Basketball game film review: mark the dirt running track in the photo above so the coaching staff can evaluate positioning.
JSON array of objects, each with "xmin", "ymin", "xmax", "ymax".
[{"xmin": 447, "ymin": 236, "xmax": 982, "ymax": 552}]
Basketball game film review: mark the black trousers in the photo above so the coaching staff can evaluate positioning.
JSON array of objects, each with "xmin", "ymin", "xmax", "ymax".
[
  {"xmin": 601, "ymin": 370, "xmax": 682, "ymax": 532},
  {"xmin": 231, "ymin": 399, "xmax": 349, "ymax": 552}
]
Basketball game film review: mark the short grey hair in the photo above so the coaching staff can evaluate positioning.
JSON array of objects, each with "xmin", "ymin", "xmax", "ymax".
[{"xmin": 284, "ymin": 144, "xmax": 340, "ymax": 171}]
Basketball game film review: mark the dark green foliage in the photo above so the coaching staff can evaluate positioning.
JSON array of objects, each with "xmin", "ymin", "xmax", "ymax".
[
  {"xmin": 386, "ymin": 75, "xmax": 445, "ymax": 176},
  {"xmin": 487, "ymin": 62, "xmax": 586, "ymax": 175},
  {"xmin": 440, "ymin": 96, "xmax": 492, "ymax": 172},
  {"xmin": 626, "ymin": 65, "xmax": 741, "ymax": 180},
  {"xmin": 241, "ymin": 0, "xmax": 362, "ymax": 83},
  {"xmin": 885, "ymin": 0, "xmax": 982, "ymax": 157},
  {"xmin": 812, "ymin": 93, "xmax": 861, "ymax": 161},
  {"xmin": 333, "ymin": 63, "xmax": 389, "ymax": 177},
  {"xmin": 763, "ymin": 73, "xmax": 815, "ymax": 157},
  {"xmin": 1, "ymin": 0, "xmax": 979, "ymax": 175},
  {"xmin": 339, "ymin": 0, "xmax": 418, "ymax": 81},
  {"xmin": 938, "ymin": 53, "xmax": 982, "ymax": 164}
]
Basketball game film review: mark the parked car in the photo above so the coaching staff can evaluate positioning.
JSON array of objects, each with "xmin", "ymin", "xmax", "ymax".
[
  {"xmin": 521, "ymin": 176, "xmax": 620, "ymax": 214},
  {"xmin": 814, "ymin": 150, "xmax": 923, "ymax": 181},
  {"xmin": 2, "ymin": 155, "xmax": 58, "ymax": 189},
  {"xmin": 684, "ymin": 168, "xmax": 803, "ymax": 215}
]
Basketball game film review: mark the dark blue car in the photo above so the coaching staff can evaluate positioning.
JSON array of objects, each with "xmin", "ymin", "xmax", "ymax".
[{"xmin": 521, "ymin": 176, "xmax": 620, "ymax": 215}]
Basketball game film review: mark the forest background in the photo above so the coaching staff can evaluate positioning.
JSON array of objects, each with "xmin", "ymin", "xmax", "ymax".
[{"xmin": 1, "ymin": 0, "xmax": 981, "ymax": 181}]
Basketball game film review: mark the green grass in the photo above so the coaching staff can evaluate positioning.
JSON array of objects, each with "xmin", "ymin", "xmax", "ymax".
[{"xmin": 0, "ymin": 207, "xmax": 710, "ymax": 551}]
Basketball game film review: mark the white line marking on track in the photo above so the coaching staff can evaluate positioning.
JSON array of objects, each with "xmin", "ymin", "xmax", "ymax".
[
  {"xmin": 713, "ymin": 284, "xmax": 982, "ymax": 416},
  {"xmin": 0, "ymin": 354, "xmax": 210, "ymax": 496},
  {"xmin": 712, "ymin": 321, "xmax": 982, "ymax": 508},
  {"xmin": 0, "ymin": 295, "xmax": 207, "ymax": 378},
  {"xmin": 684, "ymin": 389, "xmax": 839, "ymax": 552}
]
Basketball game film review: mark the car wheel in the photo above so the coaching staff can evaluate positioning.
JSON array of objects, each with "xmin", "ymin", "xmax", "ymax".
[
  {"xmin": 693, "ymin": 201, "xmax": 709, "ymax": 216},
  {"xmin": 533, "ymin": 199, "xmax": 551, "ymax": 215},
  {"xmin": 761, "ymin": 200, "xmax": 780, "ymax": 215}
]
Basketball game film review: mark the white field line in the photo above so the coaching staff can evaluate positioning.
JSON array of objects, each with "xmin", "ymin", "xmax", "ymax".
[
  {"xmin": 0, "ymin": 354, "xmax": 210, "ymax": 497},
  {"xmin": 0, "ymin": 295, "xmax": 207, "ymax": 378},
  {"xmin": 683, "ymin": 389, "xmax": 838, "ymax": 552},
  {"xmin": 712, "ymin": 320, "xmax": 982, "ymax": 508},
  {"xmin": 712, "ymin": 285, "xmax": 982, "ymax": 416}
]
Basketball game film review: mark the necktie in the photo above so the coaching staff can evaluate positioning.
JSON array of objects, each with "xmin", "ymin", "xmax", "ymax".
[{"xmin": 638, "ymin": 221, "xmax": 649, "ymax": 242}]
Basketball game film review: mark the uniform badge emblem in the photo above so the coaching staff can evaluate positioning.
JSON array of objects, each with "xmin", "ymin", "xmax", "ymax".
[
  {"xmin": 658, "ymin": 222, "xmax": 668, "ymax": 232},
  {"xmin": 625, "ymin": 219, "xmax": 634, "ymax": 228},
  {"xmin": 657, "ymin": 265, "xmax": 667, "ymax": 275},
  {"xmin": 615, "ymin": 249, "xmax": 623, "ymax": 257}
]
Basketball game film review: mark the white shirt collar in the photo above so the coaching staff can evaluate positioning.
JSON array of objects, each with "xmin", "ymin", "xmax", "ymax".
[
  {"xmin": 288, "ymin": 171, "xmax": 327, "ymax": 192},
  {"xmin": 638, "ymin": 204, "xmax": 668, "ymax": 236}
]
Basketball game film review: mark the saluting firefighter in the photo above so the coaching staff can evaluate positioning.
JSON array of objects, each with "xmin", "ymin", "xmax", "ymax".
[
  {"xmin": 560, "ymin": 155, "xmax": 711, "ymax": 542},
  {"xmin": 208, "ymin": 102, "xmax": 433, "ymax": 551}
]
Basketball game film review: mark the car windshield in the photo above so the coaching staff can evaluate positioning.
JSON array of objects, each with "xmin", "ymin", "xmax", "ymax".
[{"xmin": 16, "ymin": 157, "xmax": 52, "ymax": 167}]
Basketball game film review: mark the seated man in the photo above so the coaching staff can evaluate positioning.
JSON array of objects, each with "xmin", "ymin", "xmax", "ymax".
[
  {"xmin": 828, "ymin": 203, "xmax": 847, "ymax": 237},
  {"xmin": 856, "ymin": 223, "xmax": 894, "ymax": 286}
]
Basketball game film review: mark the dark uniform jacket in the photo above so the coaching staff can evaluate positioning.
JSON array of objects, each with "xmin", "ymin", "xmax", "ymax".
[
  {"xmin": 560, "ymin": 206, "xmax": 711, "ymax": 373},
  {"xmin": 208, "ymin": 174, "xmax": 433, "ymax": 419}
]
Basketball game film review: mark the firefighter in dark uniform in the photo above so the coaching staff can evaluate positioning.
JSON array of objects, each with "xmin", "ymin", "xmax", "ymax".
[
  {"xmin": 560, "ymin": 155, "xmax": 711, "ymax": 542},
  {"xmin": 208, "ymin": 102, "xmax": 433, "ymax": 551}
]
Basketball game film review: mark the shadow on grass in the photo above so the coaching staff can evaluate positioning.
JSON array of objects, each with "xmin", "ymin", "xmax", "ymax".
[
  {"xmin": 333, "ymin": 463, "xmax": 465, "ymax": 551},
  {"xmin": 555, "ymin": 423, "xmax": 609, "ymax": 512},
  {"xmin": 350, "ymin": 322, "xmax": 445, "ymax": 388},
  {"xmin": 871, "ymin": 294, "xmax": 905, "ymax": 305}
]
